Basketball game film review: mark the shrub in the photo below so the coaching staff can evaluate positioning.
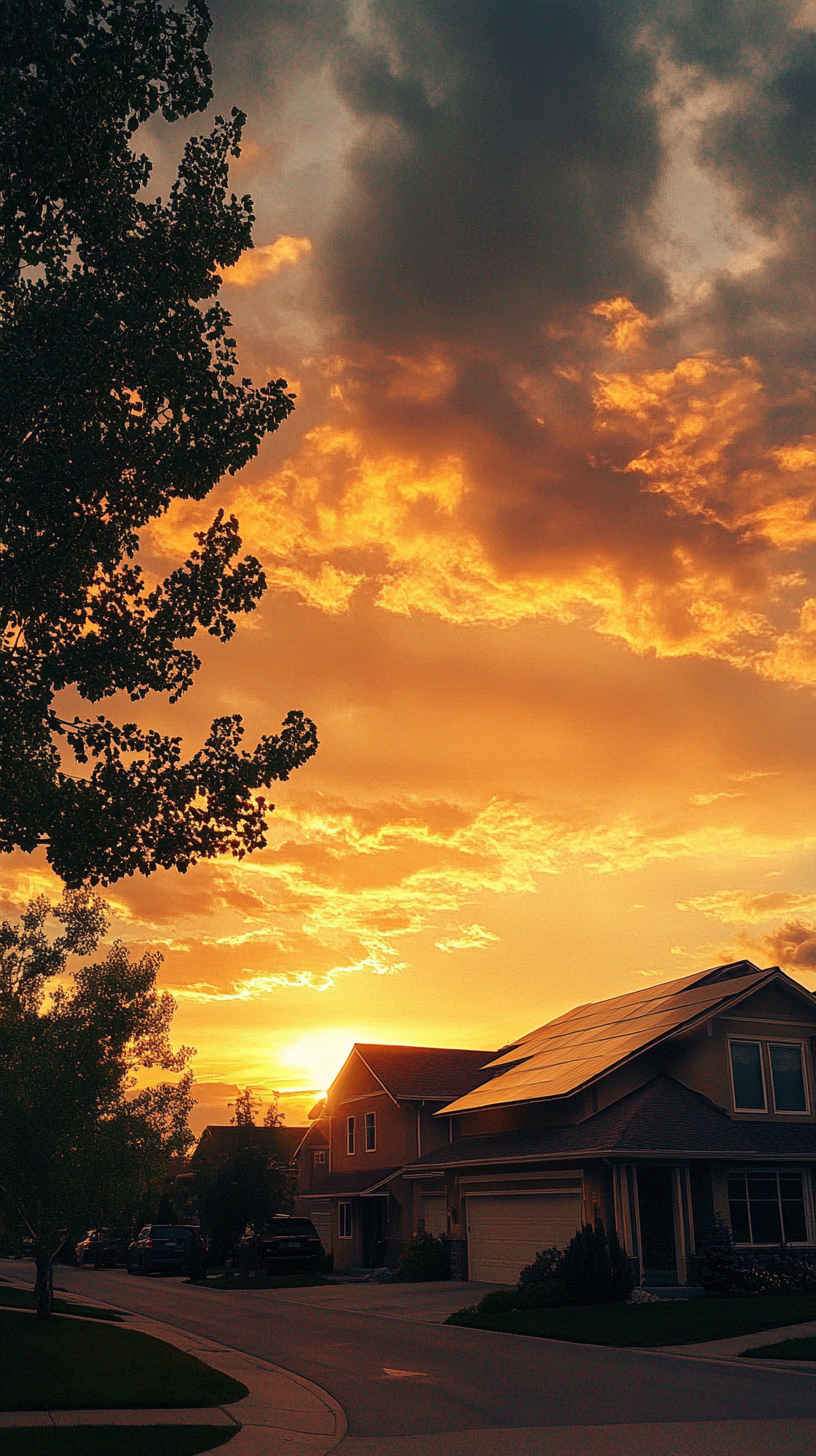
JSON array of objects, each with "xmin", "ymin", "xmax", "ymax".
[
  {"xmin": 472, "ymin": 1220, "xmax": 633, "ymax": 1314},
  {"xmin": 694, "ymin": 1215, "xmax": 816, "ymax": 1297},
  {"xmin": 393, "ymin": 1232, "xmax": 451, "ymax": 1282}
]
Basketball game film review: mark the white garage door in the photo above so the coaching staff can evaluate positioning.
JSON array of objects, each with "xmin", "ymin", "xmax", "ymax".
[{"xmin": 466, "ymin": 1192, "xmax": 583, "ymax": 1283}]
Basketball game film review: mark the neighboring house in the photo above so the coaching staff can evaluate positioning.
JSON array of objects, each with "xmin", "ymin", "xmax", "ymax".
[
  {"xmin": 192, "ymin": 1124, "xmax": 309, "ymax": 1168},
  {"xmin": 400, "ymin": 959, "xmax": 816, "ymax": 1285},
  {"xmin": 295, "ymin": 1044, "xmax": 496, "ymax": 1270}
]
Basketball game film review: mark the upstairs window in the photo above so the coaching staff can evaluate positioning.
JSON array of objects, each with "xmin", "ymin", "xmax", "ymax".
[
  {"xmin": 769, "ymin": 1044, "xmax": 808, "ymax": 1113},
  {"xmin": 313, "ymin": 1150, "xmax": 326, "ymax": 1167},
  {"xmin": 346, "ymin": 1115, "xmax": 355, "ymax": 1155},
  {"xmin": 730, "ymin": 1041, "xmax": 766, "ymax": 1110},
  {"xmin": 727, "ymin": 1170, "xmax": 809, "ymax": 1245},
  {"xmin": 729, "ymin": 1039, "xmax": 809, "ymax": 1114},
  {"xmin": 365, "ymin": 1111, "xmax": 376, "ymax": 1152}
]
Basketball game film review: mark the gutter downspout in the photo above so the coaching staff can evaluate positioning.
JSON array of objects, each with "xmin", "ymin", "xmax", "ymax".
[{"xmin": 416, "ymin": 1102, "xmax": 423, "ymax": 1158}]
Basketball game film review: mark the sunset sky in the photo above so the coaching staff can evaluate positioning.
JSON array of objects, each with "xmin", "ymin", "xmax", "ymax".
[{"xmin": 13, "ymin": 0, "xmax": 816, "ymax": 1133}]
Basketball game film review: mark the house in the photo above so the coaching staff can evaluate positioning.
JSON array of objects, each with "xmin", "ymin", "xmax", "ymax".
[
  {"xmin": 401, "ymin": 960, "xmax": 816, "ymax": 1285},
  {"xmin": 295, "ymin": 1044, "xmax": 496, "ymax": 1270}
]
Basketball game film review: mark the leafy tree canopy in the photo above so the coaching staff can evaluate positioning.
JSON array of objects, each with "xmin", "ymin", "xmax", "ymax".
[
  {"xmin": 0, "ymin": 0, "xmax": 317, "ymax": 886},
  {"xmin": 0, "ymin": 890, "xmax": 195, "ymax": 1314}
]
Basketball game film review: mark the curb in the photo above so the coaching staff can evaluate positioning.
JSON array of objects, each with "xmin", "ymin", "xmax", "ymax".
[{"xmin": 0, "ymin": 1296, "xmax": 347, "ymax": 1454}]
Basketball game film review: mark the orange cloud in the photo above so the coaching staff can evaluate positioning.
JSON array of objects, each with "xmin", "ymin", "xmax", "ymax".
[
  {"xmin": 592, "ymin": 296, "xmax": 655, "ymax": 352},
  {"xmin": 221, "ymin": 235, "xmax": 312, "ymax": 287}
]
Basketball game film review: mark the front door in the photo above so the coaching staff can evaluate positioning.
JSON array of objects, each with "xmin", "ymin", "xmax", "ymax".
[
  {"xmin": 637, "ymin": 1166, "xmax": 677, "ymax": 1284},
  {"xmin": 360, "ymin": 1197, "xmax": 387, "ymax": 1266}
]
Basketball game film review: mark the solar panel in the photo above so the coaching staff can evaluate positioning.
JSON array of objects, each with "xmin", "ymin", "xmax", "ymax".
[{"xmin": 441, "ymin": 963, "xmax": 782, "ymax": 1114}]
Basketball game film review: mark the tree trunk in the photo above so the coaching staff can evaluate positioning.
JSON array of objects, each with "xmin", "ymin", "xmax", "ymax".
[{"xmin": 34, "ymin": 1246, "xmax": 54, "ymax": 1320}]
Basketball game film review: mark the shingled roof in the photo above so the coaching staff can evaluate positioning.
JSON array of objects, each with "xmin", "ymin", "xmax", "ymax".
[
  {"xmin": 350, "ymin": 1044, "xmax": 498, "ymax": 1102},
  {"xmin": 406, "ymin": 1074, "xmax": 816, "ymax": 1171},
  {"xmin": 193, "ymin": 1125, "xmax": 308, "ymax": 1161},
  {"xmin": 440, "ymin": 960, "xmax": 815, "ymax": 1116}
]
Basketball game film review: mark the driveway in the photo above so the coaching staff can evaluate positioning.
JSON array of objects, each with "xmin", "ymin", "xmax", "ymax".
[{"xmin": 4, "ymin": 1262, "xmax": 816, "ymax": 1454}]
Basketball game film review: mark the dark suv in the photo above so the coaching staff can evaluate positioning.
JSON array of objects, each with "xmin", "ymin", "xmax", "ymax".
[
  {"xmin": 126, "ymin": 1224, "xmax": 201, "ymax": 1276},
  {"xmin": 242, "ymin": 1215, "xmax": 324, "ymax": 1273},
  {"xmin": 75, "ymin": 1229, "xmax": 123, "ymax": 1268}
]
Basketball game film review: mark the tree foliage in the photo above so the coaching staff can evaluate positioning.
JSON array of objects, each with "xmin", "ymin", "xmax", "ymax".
[
  {"xmin": 0, "ymin": 0, "xmax": 317, "ymax": 886},
  {"xmin": 0, "ymin": 891, "xmax": 195, "ymax": 1315},
  {"xmin": 192, "ymin": 1127, "xmax": 291, "ymax": 1264}
]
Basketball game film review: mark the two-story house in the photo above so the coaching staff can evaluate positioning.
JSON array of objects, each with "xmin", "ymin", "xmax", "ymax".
[
  {"xmin": 296, "ymin": 1043, "xmax": 496, "ymax": 1271},
  {"xmin": 402, "ymin": 960, "xmax": 816, "ymax": 1285}
]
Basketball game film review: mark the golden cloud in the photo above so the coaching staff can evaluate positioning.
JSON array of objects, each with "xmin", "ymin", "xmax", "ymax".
[
  {"xmin": 221, "ymin": 235, "xmax": 312, "ymax": 287},
  {"xmin": 147, "ymin": 301, "xmax": 816, "ymax": 687},
  {"xmin": 135, "ymin": 796, "xmax": 816, "ymax": 1005},
  {"xmin": 678, "ymin": 890, "xmax": 816, "ymax": 923}
]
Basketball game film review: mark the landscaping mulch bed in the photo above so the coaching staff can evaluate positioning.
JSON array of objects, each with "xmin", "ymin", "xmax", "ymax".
[
  {"xmin": 446, "ymin": 1294, "xmax": 816, "ymax": 1347},
  {"xmin": 0, "ymin": 1310, "xmax": 248, "ymax": 1411}
]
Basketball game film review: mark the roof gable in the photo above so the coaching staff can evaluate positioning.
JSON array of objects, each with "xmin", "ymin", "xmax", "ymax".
[
  {"xmin": 327, "ymin": 1043, "xmax": 498, "ymax": 1106},
  {"xmin": 440, "ymin": 961, "xmax": 816, "ymax": 1116}
]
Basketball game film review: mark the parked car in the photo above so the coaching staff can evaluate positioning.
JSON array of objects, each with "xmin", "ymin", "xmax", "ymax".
[
  {"xmin": 241, "ymin": 1215, "xmax": 324, "ymax": 1273},
  {"xmin": 126, "ymin": 1224, "xmax": 202, "ymax": 1276},
  {"xmin": 75, "ymin": 1229, "xmax": 123, "ymax": 1268}
]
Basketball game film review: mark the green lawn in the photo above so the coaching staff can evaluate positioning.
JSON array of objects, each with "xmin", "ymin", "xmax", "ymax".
[
  {"xmin": 192, "ymin": 1271, "xmax": 329, "ymax": 1290},
  {"xmin": 741, "ymin": 1335, "xmax": 816, "ymax": 1361},
  {"xmin": 0, "ymin": 1284, "xmax": 123, "ymax": 1320},
  {"xmin": 0, "ymin": 1311, "xmax": 249, "ymax": 1411},
  {"xmin": 446, "ymin": 1294, "xmax": 816, "ymax": 1347},
  {"xmin": 0, "ymin": 1428, "xmax": 238, "ymax": 1455}
]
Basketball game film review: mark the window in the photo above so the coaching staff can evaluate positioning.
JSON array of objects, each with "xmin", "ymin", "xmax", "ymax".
[
  {"xmin": 729, "ymin": 1039, "xmax": 810, "ymax": 1114},
  {"xmin": 313, "ymin": 1150, "xmax": 326, "ymax": 1167},
  {"xmin": 339, "ymin": 1202, "xmax": 353, "ymax": 1239},
  {"xmin": 727, "ymin": 1170, "xmax": 809, "ymax": 1245},
  {"xmin": 365, "ymin": 1111, "xmax": 376, "ymax": 1152},
  {"xmin": 346, "ymin": 1115, "xmax": 355, "ymax": 1155},
  {"xmin": 730, "ymin": 1041, "xmax": 766, "ymax": 1110},
  {"xmin": 769, "ymin": 1044, "xmax": 808, "ymax": 1113}
]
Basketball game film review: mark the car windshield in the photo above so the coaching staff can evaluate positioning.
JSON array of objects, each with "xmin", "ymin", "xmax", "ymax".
[{"xmin": 271, "ymin": 1220, "xmax": 317, "ymax": 1236}]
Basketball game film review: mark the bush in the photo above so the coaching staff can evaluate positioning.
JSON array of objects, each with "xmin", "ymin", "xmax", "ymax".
[
  {"xmin": 393, "ymin": 1232, "xmax": 451, "ymax": 1282},
  {"xmin": 472, "ymin": 1221, "xmax": 633, "ymax": 1314},
  {"xmin": 694, "ymin": 1215, "xmax": 816, "ymax": 1298}
]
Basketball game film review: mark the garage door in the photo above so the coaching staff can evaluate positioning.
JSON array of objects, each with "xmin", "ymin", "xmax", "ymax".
[{"xmin": 466, "ymin": 1192, "xmax": 583, "ymax": 1283}]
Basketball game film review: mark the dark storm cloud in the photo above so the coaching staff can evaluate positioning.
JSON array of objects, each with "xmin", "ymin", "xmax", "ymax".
[{"xmin": 325, "ymin": 0, "xmax": 665, "ymax": 349}]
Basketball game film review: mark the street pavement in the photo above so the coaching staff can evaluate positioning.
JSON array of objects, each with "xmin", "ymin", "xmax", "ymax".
[{"xmin": 4, "ymin": 1262, "xmax": 816, "ymax": 1454}]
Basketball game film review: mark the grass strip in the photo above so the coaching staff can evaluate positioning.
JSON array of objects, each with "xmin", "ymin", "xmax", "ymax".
[
  {"xmin": 0, "ymin": 1285, "xmax": 123, "ymax": 1321},
  {"xmin": 0, "ymin": 1427, "xmax": 238, "ymax": 1455},
  {"xmin": 192, "ymin": 1271, "xmax": 329, "ymax": 1290},
  {"xmin": 445, "ymin": 1293, "xmax": 816, "ymax": 1347},
  {"xmin": 0, "ymin": 1310, "xmax": 248, "ymax": 1411},
  {"xmin": 740, "ymin": 1336, "xmax": 816, "ymax": 1360}
]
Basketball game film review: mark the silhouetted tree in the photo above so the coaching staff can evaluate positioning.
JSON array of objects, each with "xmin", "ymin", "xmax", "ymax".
[
  {"xmin": 0, "ymin": 0, "xmax": 317, "ymax": 887},
  {"xmin": 0, "ymin": 892, "xmax": 194, "ymax": 1317}
]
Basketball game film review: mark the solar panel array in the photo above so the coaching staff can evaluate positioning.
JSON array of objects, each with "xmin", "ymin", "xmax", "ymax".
[{"xmin": 441, "ymin": 962, "xmax": 774, "ymax": 1114}]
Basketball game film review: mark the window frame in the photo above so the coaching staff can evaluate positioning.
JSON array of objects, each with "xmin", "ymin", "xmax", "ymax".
[
  {"xmin": 338, "ymin": 1201, "xmax": 353, "ymax": 1239},
  {"xmin": 766, "ymin": 1038, "xmax": 810, "ymax": 1116},
  {"xmin": 313, "ymin": 1149, "xmax": 326, "ymax": 1166},
  {"xmin": 346, "ymin": 1115, "xmax": 356, "ymax": 1156},
  {"xmin": 364, "ymin": 1110, "xmax": 376, "ymax": 1152},
  {"xmin": 727, "ymin": 1168, "xmax": 811, "ymax": 1246},
  {"xmin": 728, "ymin": 1038, "xmax": 768, "ymax": 1113}
]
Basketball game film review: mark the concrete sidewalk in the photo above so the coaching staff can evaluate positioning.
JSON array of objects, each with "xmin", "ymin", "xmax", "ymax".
[{"xmin": 0, "ymin": 1300, "xmax": 347, "ymax": 1455}]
